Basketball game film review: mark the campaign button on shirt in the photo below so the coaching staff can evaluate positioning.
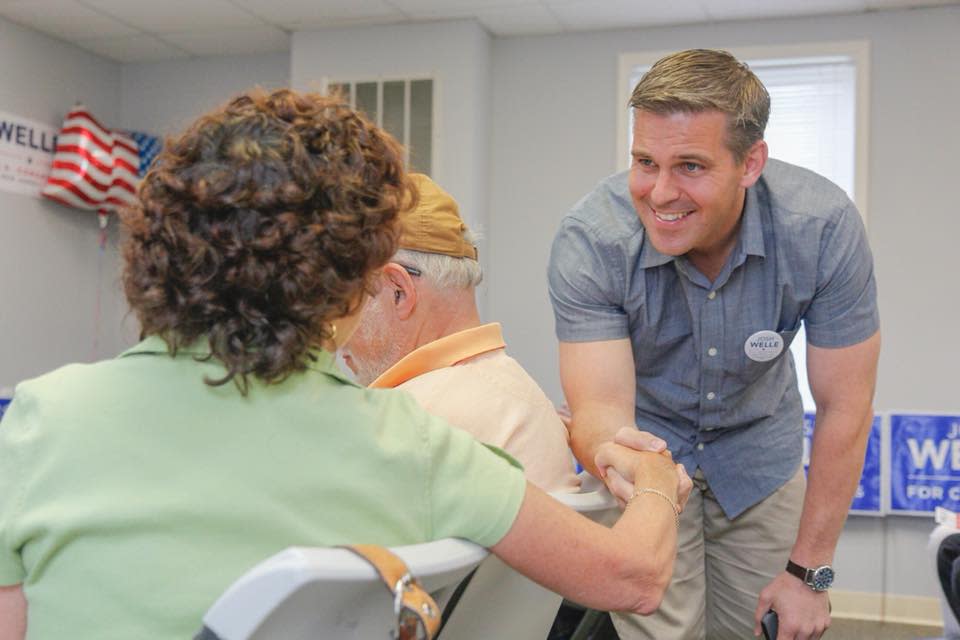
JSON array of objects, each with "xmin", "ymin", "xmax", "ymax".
[{"xmin": 744, "ymin": 330, "xmax": 784, "ymax": 362}]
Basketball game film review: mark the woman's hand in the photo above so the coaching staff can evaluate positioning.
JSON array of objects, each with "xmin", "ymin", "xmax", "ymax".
[{"xmin": 596, "ymin": 440, "xmax": 687, "ymax": 513}]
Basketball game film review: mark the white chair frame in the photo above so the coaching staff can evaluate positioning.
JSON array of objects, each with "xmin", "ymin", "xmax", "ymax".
[{"xmin": 197, "ymin": 471, "xmax": 618, "ymax": 640}]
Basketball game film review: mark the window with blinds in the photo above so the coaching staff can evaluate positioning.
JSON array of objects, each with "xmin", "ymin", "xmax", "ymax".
[
  {"xmin": 750, "ymin": 57, "xmax": 856, "ymax": 196},
  {"xmin": 327, "ymin": 78, "xmax": 434, "ymax": 176},
  {"xmin": 621, "ymin": 46, "xmax": 868, "ymax": 411}
]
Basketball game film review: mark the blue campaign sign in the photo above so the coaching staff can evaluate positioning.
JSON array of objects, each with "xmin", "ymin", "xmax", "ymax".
[
  {"xmin": 890, "ymin": 414, "xmax": 960, "ymax": 514},
  {"xmin": 803, "ymin": 412, "xmax": 882, "ymax": 514}
]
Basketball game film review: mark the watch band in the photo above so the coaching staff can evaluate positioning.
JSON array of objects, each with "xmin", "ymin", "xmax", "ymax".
[
  {"xmin": 785, "ymin": 559, "xmax": 810, "ymax": 583},
  {"xmin": 786, "ymin": 559, "xmax": 834, "ymax": 591}
]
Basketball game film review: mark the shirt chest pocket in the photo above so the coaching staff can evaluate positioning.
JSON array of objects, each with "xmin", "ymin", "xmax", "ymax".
[
  {"xmin": 724, "ymin": 272, "xmax": 808, "ymax": 386},
  {"xmin": 730, "ymin": 325, "xmax": 800, "ymax": 386}
]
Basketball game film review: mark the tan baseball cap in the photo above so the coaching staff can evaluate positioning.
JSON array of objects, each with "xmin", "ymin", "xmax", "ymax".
[{"xmin": 398, "ymin": 173, "xmax": 478, "ymax": 260}]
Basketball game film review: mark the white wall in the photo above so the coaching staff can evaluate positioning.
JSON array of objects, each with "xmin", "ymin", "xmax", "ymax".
[
  {"xmin": 120, "ymin": 52, "xmax": 289, "ymax": 135},
  {"xmin": 291, "ymin": 21, "xmax": 493, "ymax": 306},
  {"xmin": 0, "ymin": 18, "xmax": 127, "ymax": 390},
  {"xmin": 0, "ymin": 22, "xmax": 290, "ymax": 392},
  {"xmin": 486, "ymin": 5, "xmax": 960, "ymax": 599}
]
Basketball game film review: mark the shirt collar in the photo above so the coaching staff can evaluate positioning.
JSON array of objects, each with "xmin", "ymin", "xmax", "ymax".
[
  {"xmin": 637, "ymin": 237, "xmax": 676, "ymax": 269},
  {"xmin": 740, "ymin": 183, "xmax": 766, "ymax": 259},
  {"xmin": 119, "ymin": 334, "xmax": 207, "ymax": 358},
  {"xmin": 369, "ymin": 323, "xmax": 506, "ymax": 389},
  {"xmin": 119, "ymin": 334, "xmax": 354, "ymax": 384},
  {"xmin": 637, "ymin": 183, "xmax": 766, "ymax": 270}
]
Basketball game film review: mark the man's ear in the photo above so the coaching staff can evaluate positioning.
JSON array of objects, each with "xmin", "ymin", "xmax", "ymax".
[
  {"xmin": 381, "ymin": 262, "xmax": 418, "ymax": 320},
  {"xmin": 740, "ymin": 139, "xmax": 768, "ymax": 189}
]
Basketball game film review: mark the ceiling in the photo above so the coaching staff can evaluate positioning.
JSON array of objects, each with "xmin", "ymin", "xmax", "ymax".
[{"xmin": 0, "ymin": 0, "xmax": 956, "ymax": 63}]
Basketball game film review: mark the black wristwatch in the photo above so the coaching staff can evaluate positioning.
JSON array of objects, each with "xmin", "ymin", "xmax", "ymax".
[{"xmin": 786, "ymin": 559, "xmax": 834, "ymax": 592}]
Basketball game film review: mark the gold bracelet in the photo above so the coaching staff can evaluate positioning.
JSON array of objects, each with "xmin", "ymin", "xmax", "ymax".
[{"xmin": 629, "ymin": 487, "xmax": 680, "ymax": 529}]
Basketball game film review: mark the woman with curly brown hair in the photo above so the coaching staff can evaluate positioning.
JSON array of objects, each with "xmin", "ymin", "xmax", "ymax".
[{"xmin": 0, "ymin": 88, "xmax": 688, "ymax": 640}]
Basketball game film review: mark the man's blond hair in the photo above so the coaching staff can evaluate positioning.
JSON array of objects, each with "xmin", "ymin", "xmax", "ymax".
[{"xmin": 629, "ymin": 49, "xmax": 770, "ymax": 161}]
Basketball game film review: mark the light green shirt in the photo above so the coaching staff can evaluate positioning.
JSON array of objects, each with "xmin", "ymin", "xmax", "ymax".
[{"xmin": 0, "ymin": 336, "xmax": 526, "ymax": 639}]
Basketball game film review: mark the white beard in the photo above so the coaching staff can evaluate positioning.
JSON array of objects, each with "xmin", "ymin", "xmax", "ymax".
[{"xmin": 341, "ymin": 293, "xmax": 407, "ymax": 386}]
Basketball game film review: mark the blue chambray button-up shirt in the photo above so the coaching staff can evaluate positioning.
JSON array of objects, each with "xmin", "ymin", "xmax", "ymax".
[{"xmin": 548, "ymin": 159, "xmax": 879, "ymax": 517}]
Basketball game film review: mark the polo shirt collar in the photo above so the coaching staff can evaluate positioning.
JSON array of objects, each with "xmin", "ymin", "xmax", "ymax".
[
  {"xmin": 369, "ymin": 323, "xmax": 506, "ymax": 389},
  {"xmin": 119, "ymin": 334, "xmax": 353, "ymax": 384},
  {"xmin": 120, "ymin": 334, "xmax": 208, "ymax": 358}
]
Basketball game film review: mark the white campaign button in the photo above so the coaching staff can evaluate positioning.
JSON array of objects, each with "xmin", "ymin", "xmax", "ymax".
[{"xmin": 744, "ymin": 330, "xmax": 784, "ymax": 362}]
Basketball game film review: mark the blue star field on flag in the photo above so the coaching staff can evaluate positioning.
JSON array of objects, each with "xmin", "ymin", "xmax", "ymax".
[{"xmin": 126, "ymin": 130, "xmax": 162, "ymax": 177}]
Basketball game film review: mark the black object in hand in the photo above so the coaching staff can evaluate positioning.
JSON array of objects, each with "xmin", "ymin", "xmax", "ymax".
[{"xmin": 761, "ymin": 609, "xmax": 778, "ymax": 640}]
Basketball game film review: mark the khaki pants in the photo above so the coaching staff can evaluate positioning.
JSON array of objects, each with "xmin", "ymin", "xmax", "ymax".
[{"xmin": 613, "ymin": 466, "xmax": 806, "ymax": 640}]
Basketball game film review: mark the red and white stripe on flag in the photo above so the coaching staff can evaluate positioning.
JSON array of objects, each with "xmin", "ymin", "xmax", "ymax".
[{"xmin": 41, "ymin": 105, "xmax": 140, "ymax": 212}]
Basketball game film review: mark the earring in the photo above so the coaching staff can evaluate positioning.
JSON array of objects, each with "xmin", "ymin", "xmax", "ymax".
[{"xmin": 329, "ymin": 323, "xmax": 338, "ymax": 340}]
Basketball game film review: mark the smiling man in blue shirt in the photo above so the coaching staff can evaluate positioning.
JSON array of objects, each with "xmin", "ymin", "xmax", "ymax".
[{"xmin": 549, "ymin": 49, "xmax": 880, "ymax": 640}]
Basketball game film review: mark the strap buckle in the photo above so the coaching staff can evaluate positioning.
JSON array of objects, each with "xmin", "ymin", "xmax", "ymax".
[
  {"xmin": 394, "ymin": 573, "xmax": 414, "ymax": 616},
  {"xmin": 343, "ymin": 544, "xmax": 440, "ymax": 640},
  {"xmin": 392, "ymin": 573, "xmax": 438, "ymax": 640}
]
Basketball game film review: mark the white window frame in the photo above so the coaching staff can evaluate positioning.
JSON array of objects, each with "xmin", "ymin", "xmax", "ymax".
[
  {"xmin": 616, "ymin": 41, "xmax": 870, "ymax": 218},
  {"xmin": 321, "ymin": 75, "xmax": 438, "ymax": 176}
]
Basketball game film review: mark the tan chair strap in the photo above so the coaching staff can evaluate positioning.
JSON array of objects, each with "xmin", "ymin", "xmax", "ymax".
[{"xmin": 343, "ymin": 544, "xmax": 440, "ymax": 640}]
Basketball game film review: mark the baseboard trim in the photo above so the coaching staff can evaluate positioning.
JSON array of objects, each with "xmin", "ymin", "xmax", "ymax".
[{"xmin": 831, "ymin": 589, "xmax": 943, "ymax": 627}]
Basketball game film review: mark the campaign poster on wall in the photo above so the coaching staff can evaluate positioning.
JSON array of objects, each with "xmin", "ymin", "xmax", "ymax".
[
  {"xmin": 0, "ymin": 110, "xmax": 58, "ymax": 198},
  {"xmin": 803, "ymin": 412, "xmax": 883, "ymax": 514},
  {"xmin": 889, "ymin": 414, "xmax": 960, "ymax": 515}
]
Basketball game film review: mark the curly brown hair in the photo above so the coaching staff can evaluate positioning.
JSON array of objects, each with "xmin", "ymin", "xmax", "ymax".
[{"xmin": 120, "ymin": 87, "xmax": 414, "ymax": 390}]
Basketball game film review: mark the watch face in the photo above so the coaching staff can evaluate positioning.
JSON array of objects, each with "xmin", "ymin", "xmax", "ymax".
[{"xmin": 811, "ymin": 566, "xmax": 834, "ymax": 591}]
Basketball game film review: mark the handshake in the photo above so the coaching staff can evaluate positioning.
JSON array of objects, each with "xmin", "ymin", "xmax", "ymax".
[{"xmin": 595, "ymin": 427, "xmax": 693, "ymax": 515}]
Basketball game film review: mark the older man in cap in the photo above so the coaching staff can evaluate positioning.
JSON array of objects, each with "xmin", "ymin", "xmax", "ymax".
[{"xmin": 341, "ymin": 174, "xmax": 579, "ymax": 493}]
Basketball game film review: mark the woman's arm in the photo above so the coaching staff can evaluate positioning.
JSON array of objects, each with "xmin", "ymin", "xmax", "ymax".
[
  {"xmin": 491, "ymin": 448, "xmax": 683, "ymax": 614},
  {"xmin": 0, "ymin": 584, "xmax": 26, "ymax": 640}
]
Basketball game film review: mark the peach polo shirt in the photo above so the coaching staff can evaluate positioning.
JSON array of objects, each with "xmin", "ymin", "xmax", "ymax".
[{"xmin": 371, "ymin": 323, "xmax": 580, "ymax": 493}]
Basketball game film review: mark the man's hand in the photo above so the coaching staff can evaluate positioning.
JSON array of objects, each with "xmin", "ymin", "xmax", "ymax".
[
  {"xmin": 614, "ymin": 426, "xmax": 668, "ymax": 453},
  {"xmin": 754, "ymin": 572, "xmax": 830, "ymax": 639},
  {"xmin": 594, "ymin": 427, "xmax": 665, "ymax": 503}
]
